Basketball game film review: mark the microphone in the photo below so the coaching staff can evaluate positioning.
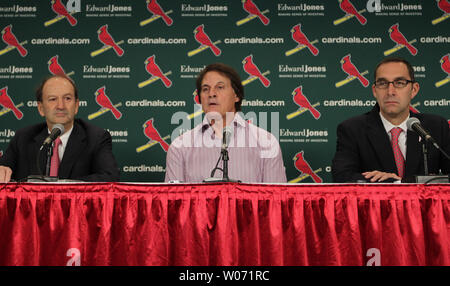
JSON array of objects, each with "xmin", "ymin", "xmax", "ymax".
[
  {"xmin": 222, "ymin": 125, "xmax": 233, "ymax": 149},
  {"xmin": 40, "ymin": 124, "xmax": 65, "ymax": 151},
  {"xmin": 406, "ymin": 117, "xmax": 438, "ymax": 146}
]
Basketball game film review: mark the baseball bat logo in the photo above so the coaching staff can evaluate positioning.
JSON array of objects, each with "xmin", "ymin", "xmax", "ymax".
[
  {"xmin": 287, "ymin": 86, "xmax": 321, "ymax": 120},
  {"xmin": 48, "ymin": 55, "xmax": 75, "ymax": 77},
  {"xmin": 435, "ymin": 54, "xmax": 450, "ymax": 87},
  {"xmin": 0, "ymin": 87, "xmax": 24, "ymax": 120},
  {"xmin": 432, "ymin": 0, "xmax": 450, "ymax": 25},
  {"xmin": 334, "ymin": 0, "xmax": 367, "ymax": 26},
  {"xmin": 0, "ymin": 25, "xmax": 28, "ymax": 57},
  {"xmin": 88, "ymin": 86, "xmax": 123, "ymax": 120},
  {"xmin": 384, "ymin": 23, "xmax": 418, "ymax": 56},
  {"xmin": 91, "ymin": 24, "xmax": 124, "ymax": 57},
  {"xmin": 137, "ymin": 118, "xmax": 170, "ymax": 153},
  {"xmin": 289, "ymin": 151, "xmax": 323, "ymax": 183},
  {"xmin": 45, "ymin": 0, "xmax": 78, "ymax": 27},
  {"xmin": 242, "ymin": 55, "xmax": 270, "ymax": 87},
  {"xmin": 141, "ymin": 0, "xmax": 173, "ymax": 26},
  {"xmin": 138, "ymin": 55, "xmax": 172, "ymax": 88},
  {"xmin": 188, "ymin": 24, "xmax": 222, "ymax": 57},
  {"xmin": 336, "ymin": 54, "xmax": 369, "ymax": 88},
  {"xmin": 285, "ymin": 23, "xmax": 319, "ymax": 57},
  {"xmin": 237, "ymin": 0, "xmax": 270, "ymax": 26}
]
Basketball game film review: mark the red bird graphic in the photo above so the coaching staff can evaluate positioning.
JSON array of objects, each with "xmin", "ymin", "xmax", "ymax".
[
  {"xmin": 293, "ymin": 151, "xmax": 322, "ymax": 183},
  {"xmin": 97, "ymin": 25, "xmax": 124, "ymax": 57},
  {"xmin": 0, "ymin": 150, "xmax": 3, "ymax": 158},
  {"xmin": 448, "ymin": 120, "xmax": 450, "ymax": 128},
  {"xmin": 292, "ymin": 86, "xmax": 321, "ymax": 119},
  {"xmin": 143, "ymin": 118, "xmax": 169, "ymax": 152},
  {"xmin": 0, "ymin": 87, "xmax": 23, "ymax": 120},
  {"xmin": 440, "ymin": 54, "xmax": 450, "ymax": 76},
  {"xmin": 242, "ymin": 55, "xmax": 270, "ymax": 87},
  {"xmin": 242, "ymin": 0, "xmax": 269, "ymax": 25},
  {"xmin": 339, "ymin": 0, "xmax": 367, "ymax": 25},
  {"xmin": 291, "ymin": 24, "xmax": 319, "ymax": 56},
  {"xmin": 409, "ymin": 105, "xmax": 420, "ymax": 114},
  {"xmin": 95, "ymin": 86, "xmax": 122, "ymax": 120},
  {"xmin": 146, "ymin": 0, "xmax": 173, "ymax": 26},
  {"xmin": 193, "ymin": 89, "xmax": 200, "ymax": 105},
  {"xmin": 340, "ymin": 54, "xmax": 369, "ymax": 87},
  {"xmin": 437, "ymin": 0, "xmax": 450, "ymax": 14},
  {"xmin": 1, "ymin": 25, "xmax": 27, "ymax": 57},
  {"xmin": 145, "ymin": 55, "xmax": 172, "ymax": 87},
  {"xmin": 194, "ymin": 24, "xmax": 221, "ymax": 56},
  {"xmin": 51, "ymin": 0, "xmax": 77, "ymax": 26},
  {"xmin": 48, "ymin": 55, "xmax": 66, "ymax": 76},
  {"xmin": 389, "ymin": 24, "xmax": 417, "ymax": 56}
]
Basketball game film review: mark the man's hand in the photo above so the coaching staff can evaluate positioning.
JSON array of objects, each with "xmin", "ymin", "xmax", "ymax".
[
  {"xmin": 362, "ymin": 170, "xmax": 401, "ymax": 182},
  {"xmin": 0, "ymin": 166, "xmax": 12, "ymax": 183}
]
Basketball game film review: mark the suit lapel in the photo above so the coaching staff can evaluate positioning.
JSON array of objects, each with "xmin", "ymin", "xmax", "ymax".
[
  {"xmin": 366, "ymin": 108, "xmax": 398, "ymax": 173},
  {"xmin": 58, "ymin": 122, "xmax": 87, "ymax": 178}
]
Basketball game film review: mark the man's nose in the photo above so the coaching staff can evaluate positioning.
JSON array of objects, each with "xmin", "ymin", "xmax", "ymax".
[
  {"xmin": 387, "ymin": 82, "xmax": 397, "ymax": 95},
  {"xmin": 56, "ymin": 98, "xmax": 65, "ymax": 108}
]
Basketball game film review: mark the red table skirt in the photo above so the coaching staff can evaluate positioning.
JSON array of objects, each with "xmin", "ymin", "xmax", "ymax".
[{"xmin": 0, "ymin": 182, "xmax": 449, "ymax": 266}]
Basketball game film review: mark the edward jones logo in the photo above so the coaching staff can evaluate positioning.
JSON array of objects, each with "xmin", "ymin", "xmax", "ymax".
[
  {"xmin": 0, "ymin": 25, "xmax": 27, "ymax": 57},
  {"xmin": 48, "ymin": 55, "xmax": 74, "ymax": 77},
  {"xmin": 45, "ymin": 0, "xmax": 79, "ymax": 27},
  {"xmin": 138, "ymin": 55, "xmax": 172, "ymax": 88},
  {"xmin": 237, "ymin": 0, "xmax": 269, "ymax": 26},
  {"xmin": 289, "ymin": 151, "xmax": 323, "ymax": 183},
  {"xmin": 285, "ymin": 23, "xmax": 319, "ymax": 57},
  {"xmin": 384, "ymin": 23, "xmax": 417, "ymax": 56},
  {"xmin": 242, "ymin": 55, "xmax": 270, "ymax": 87},
  {"xmin": 136, "ymin": 118, "xmax": 170, "ymax": 153},
  {"xmin": 88, "ymin": 86, "xmax": 122, "ymax": 120},
  {"xmin": 286, "ymin": 86, "xmax": 320, "ymax": 120},
  {"xmin": 0, "ymin": 86, "xmax": 24, "ymax": 120},
  {"xmin": 188, "ymin": 24, "xmax": 221, "ymax": 57},
  {"xmin": 334, "ymin": 0, "xmax": 367, "ymax": 25},
  {"xmin": 91, "ymin": 24, "xmax": 124, "ymax": 57},
  {"xmin": 336, "ymin": 54, "xmax": 369, "ymax": 88},
  {"xmin": 140, "ymin": 0, "xmax": 173, "ymax": 26}
]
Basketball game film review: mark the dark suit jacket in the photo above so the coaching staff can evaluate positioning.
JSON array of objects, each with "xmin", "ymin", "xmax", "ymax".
[
  {"xmin": 332, "ymin": 105, "xmax": 450, "ymax": 183},
  {"xmin": 0, "ymin": 118, "xmax": 120, "ymax": 182}
]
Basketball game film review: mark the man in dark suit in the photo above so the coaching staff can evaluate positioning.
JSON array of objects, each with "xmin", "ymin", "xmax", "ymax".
[
  {"xmin": 0, "ymin": 75, "xmax": 120, "ymax": 182},
  {"xmin": 332, "ymin": 57, "xmax": 450, "ymax": 183}
]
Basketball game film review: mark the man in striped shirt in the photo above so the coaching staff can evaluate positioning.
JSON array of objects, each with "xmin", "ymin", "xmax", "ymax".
[{"xmin": 165, "ymin": 63, "xmax": 286, "ymax": 183}]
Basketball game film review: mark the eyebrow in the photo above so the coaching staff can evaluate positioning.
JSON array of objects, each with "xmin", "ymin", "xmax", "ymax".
[{"xmin": 375, "ymin": 76, "xmax": 409, "ymax": 81}]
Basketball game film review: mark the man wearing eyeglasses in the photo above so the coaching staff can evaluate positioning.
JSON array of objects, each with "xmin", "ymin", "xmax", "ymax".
[{"xmin": 332, "ymin": 57, "xmax": 450, "ymax": 183}]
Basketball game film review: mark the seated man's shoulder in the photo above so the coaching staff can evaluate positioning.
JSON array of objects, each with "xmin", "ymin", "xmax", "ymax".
[
  {"xmin": 75, "ymin": 118, "xmax": 108, "ymax": 137},
  {"xmin": 13, "ymin": 122, "xmax": 47, "ymax": 139}
]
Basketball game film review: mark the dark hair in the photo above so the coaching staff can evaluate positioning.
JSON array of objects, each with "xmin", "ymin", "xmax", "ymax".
[
  {"xmin": 374, "ymin": 57, "xmax": 415, "ymax": 82},
  {"xmin": 196, "ymin": 62, "xmax": 244, "ymax": 112},
  {"xmin": 35, "ymin": 74, "xmax": 78, "ymax": 102}
]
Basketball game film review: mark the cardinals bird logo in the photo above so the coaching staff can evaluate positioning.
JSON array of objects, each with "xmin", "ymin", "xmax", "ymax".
[
  {"xmin": 409, "ymin": 103, "xmax": 420, "ymax": 114},
  {"xmin": 1, "ymin": 25, "xmax": 27, "ymax": 57},
  {"xmin": 237, "ymin": 0, "xmax": 269, "ymax": 26},
  {"xmin": 334, "ymin": 0, "xmax": 367, "ymax": 25},
  {"xmin": 287, "ymin": 86, "xmax": 321, "ymax": 120},
  {"xmin": 48, "ymin": 55, "xmax": 74, "ymax": 77},
  {"xmin": 336, "ymin": 54, "xmax": 369, "ymax": 88},
  {"xmin": 188, "ymin": 24, "xmax": 222, "ymax": 57},
  {"xmin": 0, "ymin": 87, "xmax": 24, "ymax": 120},
  {"xmin": 141, "ymin": 0, "xmax": 173, "ymax": 26},
  {"xmin": 286, "ymin": 24, "xmax": 319, "ymax": 57},
  {"xmin": 435, "ymin": 54, "xmax": 450, "ymax": 87},
  {"xmin": 87, "ymin": 86, "xmax": 123, "ymax": 120},
  {"xmin": 432, "ymin": 0, "xmax": 450, "ymax": 25},
  {"xmin": 384, "ymin": 23, "xmax": 417, "ymax": 56},
  {"xmin": 242, "ymin": 55, "xmax": 270, "ymax": 87},
  {"xmin": 291, "ymin": 151, "xmax": 323, "ymax": 183},
  {"xmin": 91, "ymin": 25, "xmax": 124, "ymax": 57},
  {"xmin": 138, "ymin": 55, "xmax": 172, "ymax": 88},
  {"xmin": 136, "ymin": 118, "xmax": 170, "ymax": 153},
  {"xmin": 48, "ymin": 0, "xmax": 78, "ymax": 27}
]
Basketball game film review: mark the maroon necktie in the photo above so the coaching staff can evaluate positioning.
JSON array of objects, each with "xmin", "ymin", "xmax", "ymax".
[
  {"xmin": 49, "ymin": 137, "xmax": 62, "ymax": 177},
  {"xmin": 390, "ymin": 127, "xmax": 405, "ymax": 178}
]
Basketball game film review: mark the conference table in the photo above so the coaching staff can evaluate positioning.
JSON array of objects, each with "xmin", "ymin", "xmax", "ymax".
[{"xmin": 0, "ymin": 182, "xmax": 449, "ymax": 266}]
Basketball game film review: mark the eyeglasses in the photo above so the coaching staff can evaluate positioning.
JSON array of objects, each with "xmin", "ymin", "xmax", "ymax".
[{"xmin": 374, "ymin": 79, "xmax": 414, "ymax": 89}]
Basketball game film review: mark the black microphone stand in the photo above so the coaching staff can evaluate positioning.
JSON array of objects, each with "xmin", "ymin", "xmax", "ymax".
[
  {"xmin": 25, "ymin": 143, "xmax": 59, "ymax": 182},
  {"xmin": 412, "ymin": 140, "xmax": 449, "ymax": 184}
]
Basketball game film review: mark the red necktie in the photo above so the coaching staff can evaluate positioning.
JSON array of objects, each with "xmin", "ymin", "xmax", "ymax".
[
  {"xmin": 390, "ymin": 127, "xmax": 405, "ymax": 178},
  {"xmin": 49, "ymin": 137, "xmax": 62, "ymax": 177}
]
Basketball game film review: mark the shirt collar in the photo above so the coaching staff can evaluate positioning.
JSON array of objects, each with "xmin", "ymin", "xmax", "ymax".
[
  {"xmin": 379, "ymin": 112, "xmax": 409, "ymax": 133},
  {"xmin": 48, "ymin": 125, "xmax": 73, "ymax": 148}
]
